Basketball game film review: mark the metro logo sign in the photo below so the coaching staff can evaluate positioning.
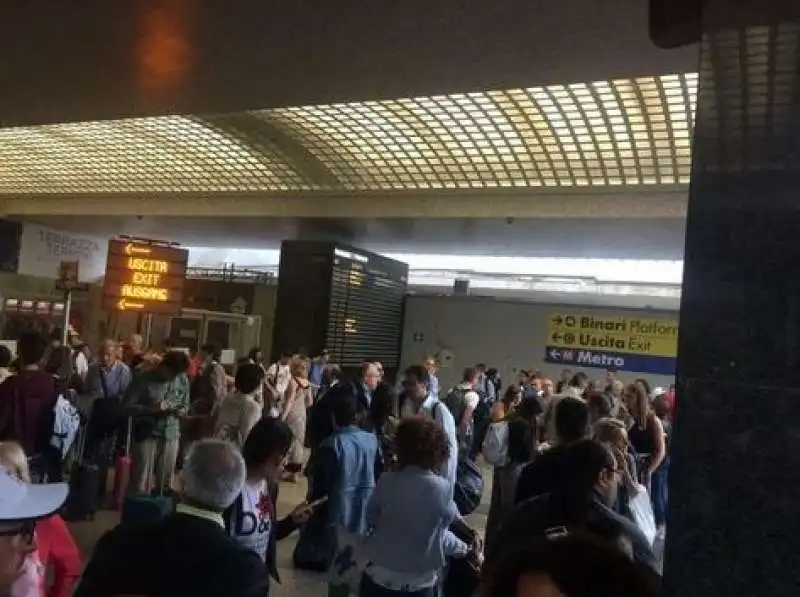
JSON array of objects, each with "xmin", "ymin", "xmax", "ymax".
[{"xmin": 102, "ymin": 239, "xmax": 188, "ymax": 315}]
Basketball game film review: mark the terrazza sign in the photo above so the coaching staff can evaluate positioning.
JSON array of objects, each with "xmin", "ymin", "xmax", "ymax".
[{"xmin": 101, "ymin": 240, "xmax": 188, "ymax": 315}]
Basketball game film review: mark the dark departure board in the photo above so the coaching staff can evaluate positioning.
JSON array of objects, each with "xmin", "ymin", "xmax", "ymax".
[
  {"xmin": 271, "ymin": 241, "xmax": 408, "ymax": 378},
  {"xmin": 326, "ymin": 246, "xmax": 408, "ymax": 373},
  {"xmin": 271, "ymin": 242, "xmax": 334, "ymax": 360}
]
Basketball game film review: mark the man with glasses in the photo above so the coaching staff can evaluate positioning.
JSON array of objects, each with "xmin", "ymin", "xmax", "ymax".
[
  {"xmin": 510, "ymin": 438, "xmax": 658, "ymax": 573},
  {"xmin": 0, "ymin": 465, "xmax": 69, "ymax": 592},
  {"xmin": 400, "ymin": 365, "xmax": 459, "ymax": 499}
]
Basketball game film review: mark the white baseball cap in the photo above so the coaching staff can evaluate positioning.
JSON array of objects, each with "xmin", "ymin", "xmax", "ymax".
[{"xmin": 0, "ymin": 465, "xmax": 68, "ymax": 521}]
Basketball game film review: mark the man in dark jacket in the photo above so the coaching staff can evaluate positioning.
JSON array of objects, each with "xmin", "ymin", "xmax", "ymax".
[
  {"xmin": 515, "ymin": 395, "xmax": 590, "ymax": 503},
  {"xmin": 74, "ymin": 439, "xmax": 269, "ymax": 597},
  {"xmin": 485, "ymin": 492, "xmax": 661, "ymax": 583}
]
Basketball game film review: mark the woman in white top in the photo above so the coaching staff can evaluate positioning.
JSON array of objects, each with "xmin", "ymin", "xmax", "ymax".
[
  {"xmin": 214, "ymin": 363, "xmax": 264, "ymax": 448},
  {"xmin": 224, "ymin": 417, "xmax": 313, "ymax": 596},
  {"xmin": 281, "ymin": 359, "xmax": 314, "ymax": 482}
]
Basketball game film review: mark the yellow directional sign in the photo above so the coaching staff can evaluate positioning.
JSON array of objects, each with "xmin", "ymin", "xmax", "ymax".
[{"xmin": 548, "ymin": 312, "xmax": 678, "ymax": 358}]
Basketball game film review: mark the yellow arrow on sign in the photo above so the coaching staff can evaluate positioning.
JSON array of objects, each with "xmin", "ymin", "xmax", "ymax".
[
  {"xmin": 124, "ymin": 243, "xmax": 151, "ymax": 256},
  {"xmin": 117, "ymin": 298, "xmax": 145, "ymax": 311}
]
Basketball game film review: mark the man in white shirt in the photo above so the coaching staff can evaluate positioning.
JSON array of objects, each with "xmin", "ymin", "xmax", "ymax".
[
  {"xmin": 445, "ymin": 367, "xmax": 481, "ymax": 454},
  {"xmin": 543, "ymin": 371, "xmax": 589, "ymax": 445},
  {"xmin": 400, "ymin": 364, "xmax": 458, "ymax": 498}
]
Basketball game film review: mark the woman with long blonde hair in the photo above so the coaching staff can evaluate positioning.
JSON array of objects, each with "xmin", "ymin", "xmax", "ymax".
[
  {"xmin": 0, "ymin": 442, "xmax": 81, "ymax": 597},
  {"xmin": 594, "ymin": 418, "xmax": 639, "ymax": 517},
  {"xmin": 622, "ymin": 383, "xmax": 668, "ymax": 534}
]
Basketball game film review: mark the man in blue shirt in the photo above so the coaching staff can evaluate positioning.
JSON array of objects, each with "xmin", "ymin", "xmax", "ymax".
[
  {"xmin": 308, "ymin": 349, "xmax": 329, "ymax": 388},
  {"xmin": 400, "ymin": 365, "xmax": 458, "ymax": 499},
  {"xmin": 85, "ymin": 339, "xmax": 132, "ymax": 401},
  {"xmin": 475, "ymin": 364, "xmax": 497, "ymax": 401},
  {"xmin": 84, "ymin": 339, "xmax": 132, "ymax": 468}
]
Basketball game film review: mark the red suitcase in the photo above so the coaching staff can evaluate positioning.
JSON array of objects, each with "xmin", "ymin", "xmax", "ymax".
[{"xmin": 112, "ymin": 417, "xmax": 133, "ymax": 510}]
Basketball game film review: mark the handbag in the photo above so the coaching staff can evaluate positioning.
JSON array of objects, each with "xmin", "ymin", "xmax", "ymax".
[
  {"xmin": 431, "ymin": 403, "xmax": 485, "ymax": 516},
  {"xmin": 481, "ymin": 421, "xmax": 509, "ymax": 466},
  {"xmin": 329, "ymin": 526, "xmax": 367, "ymax": 594},
  {"xmin": 454, "ymin": 456, "xmax": 484, "ymax": 516},
  {"xmin": 627, "ymin": 484, "xmax": 657, "ymax": 546},
  {"xmin": 444, "ymin": 524, "xmax": 481, "ymax": 597}
]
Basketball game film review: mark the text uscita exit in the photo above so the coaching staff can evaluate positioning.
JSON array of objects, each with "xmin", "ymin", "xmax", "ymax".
[
  {"xmin": 127, "ymin": 258, "xmax": 169, "ymax": 274},
  {"xmin": 577, "ymin": 333, "xmax": 659, "ymax": 352}
]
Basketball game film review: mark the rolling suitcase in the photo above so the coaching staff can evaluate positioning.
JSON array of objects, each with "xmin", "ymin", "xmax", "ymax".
[
  {"xmin": 112, "ymin": 417, "xmax": 133, "ymax": 510},
  {"xmin": 120, "ymin": 438, "xmax": 176, "ymax": 526},
  {"xmin": 63, "ymin": 425, "xmax": 101, "ymax": 522}
]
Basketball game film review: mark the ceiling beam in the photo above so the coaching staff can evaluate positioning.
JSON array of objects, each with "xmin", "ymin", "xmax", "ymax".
[{"xmin": 0, "ymin": 188, "xmax": 688, "ymax": 219}]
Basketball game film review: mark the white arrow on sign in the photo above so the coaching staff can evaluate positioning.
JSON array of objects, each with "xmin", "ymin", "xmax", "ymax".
[
  {"xmin": 549, "ymin": 349, "xmax": 561, "ymax": 361},
  {"xmin": 124, "ymin": 243, "xmax": 152, "ymax": 256}
]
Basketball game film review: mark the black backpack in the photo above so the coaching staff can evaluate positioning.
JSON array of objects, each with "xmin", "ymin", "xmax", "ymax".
[
  {"xmin": 444, "ymin": 387, "xmax": 469, "ymax": 426},
  {"xmin": 190, "ymin": 364, "xmax": 216, "ymax": 415}
]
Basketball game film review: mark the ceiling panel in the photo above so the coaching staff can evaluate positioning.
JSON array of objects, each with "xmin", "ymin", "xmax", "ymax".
[
  {"xmin": 266, "ymin": 73, "xmax": 696, "ymax": 189},
  {"xmin": 0, "ymin": 73, "xmax": 696, "ymax": 195},
  {"xmin": 0, "ymin": 0, "xmax": 697, "ymax": 127}
]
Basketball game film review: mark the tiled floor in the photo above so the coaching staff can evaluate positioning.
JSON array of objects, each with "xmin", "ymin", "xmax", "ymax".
[{"xmin": 68, "ymin": 472, "xmax": 492, "ymax": 597}]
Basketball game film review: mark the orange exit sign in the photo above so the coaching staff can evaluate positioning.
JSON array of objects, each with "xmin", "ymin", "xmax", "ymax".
[{"xmin": 101, "ymin": 239, "xmax": 188, "ymax": 315}]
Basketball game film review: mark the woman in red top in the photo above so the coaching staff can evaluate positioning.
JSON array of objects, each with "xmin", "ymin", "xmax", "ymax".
[{"xmin": 0, "ymin": 442, "xmax": 81, "ymax": 597}]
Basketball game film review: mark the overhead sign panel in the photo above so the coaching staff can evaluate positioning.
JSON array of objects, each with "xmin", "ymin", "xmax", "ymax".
[
  {"xmin": 544, "ymin": 311, "xmax": 679, "ymax": 376},
  {"xmin": 101, "ymin": 240, "xmax": 188, "ymax": 315}
]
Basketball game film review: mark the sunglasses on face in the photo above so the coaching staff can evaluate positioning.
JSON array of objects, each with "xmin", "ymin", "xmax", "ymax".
[{"xmin": 0, "ymin": 521, "xmax": 35, "ymax": 544}]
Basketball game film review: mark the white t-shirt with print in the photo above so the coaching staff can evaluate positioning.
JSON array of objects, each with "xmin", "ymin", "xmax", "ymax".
[
  {"xmin": 267, "ymin": 363, "xmax": 291, "ymax": 396},
  {"xmin": 229, "ymin": 480, "xmax": 273, "ymax": 562},
  {"xmin": 457, "ymin": 383, "xmax": 481, "ymax": 411}
]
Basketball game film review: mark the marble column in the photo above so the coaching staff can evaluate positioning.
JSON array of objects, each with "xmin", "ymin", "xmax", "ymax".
[{"xmin": 664, "ymin": 20, "xmax": 800, "ymax": 597}]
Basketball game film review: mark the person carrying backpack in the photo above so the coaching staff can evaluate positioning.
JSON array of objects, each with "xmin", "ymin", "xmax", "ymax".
[{"xmin": 444, "ymin": 368, "xmax": 481, "ymax": 457}]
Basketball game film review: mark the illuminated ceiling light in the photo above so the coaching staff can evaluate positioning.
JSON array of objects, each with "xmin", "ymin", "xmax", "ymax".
[
  {"xmin": 260, "ymin": 72, "xmax": 697, "ymax": 189},
  {"xmin": 0, "ymin": 73, "xmax": 702, "ymax": 194}
]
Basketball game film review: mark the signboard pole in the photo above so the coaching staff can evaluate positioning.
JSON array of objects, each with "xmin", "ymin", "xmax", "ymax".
[
  {"xmin": 143, "ymin": 313, "xmax": 154, "ymax": 349},
  {"xmin": 61, "ymin": 290, "xmax": 72, "ymax": 346},
  {"xmin": 55, "ymin": 259, "xmax": 85, "ymax": 346}
]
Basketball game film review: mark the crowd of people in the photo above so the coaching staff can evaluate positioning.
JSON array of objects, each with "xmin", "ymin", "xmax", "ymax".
[{"xmin": 0, "ymin": 329, "xmax": 671, "ymax": 597}]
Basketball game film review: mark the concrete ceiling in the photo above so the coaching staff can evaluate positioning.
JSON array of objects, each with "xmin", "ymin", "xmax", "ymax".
[
  {"xmin": 19, "ymin": 216, "xmax": 687, "ymax": 260},
  {"xmin": 0, "ymin": 0, "xmax": 697, "ymax": 126}
]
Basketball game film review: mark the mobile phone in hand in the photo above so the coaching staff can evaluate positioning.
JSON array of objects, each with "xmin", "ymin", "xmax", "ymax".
[{"xmin": 307, "ymin": 495, "xmax": 329, "ymax": 509}]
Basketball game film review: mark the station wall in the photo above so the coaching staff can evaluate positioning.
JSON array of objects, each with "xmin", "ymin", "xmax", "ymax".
[{"xmin": 400, "ymin": 295, "xmax": 679, "ymax": 393}]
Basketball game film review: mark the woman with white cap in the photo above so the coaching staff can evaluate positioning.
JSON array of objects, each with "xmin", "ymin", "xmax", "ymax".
[
  {"xmin": 0, "ymin": 441, "xmax": 81, "ymax": 597},
  {"xmin": 0, "ymin": 450, "xmax": 70, "ymax": 596}
]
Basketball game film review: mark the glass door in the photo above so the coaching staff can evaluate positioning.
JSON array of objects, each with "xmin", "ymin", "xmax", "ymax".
[
  {"xmin": 167, "ymin": 315, "xmax": 203, "ymax": 354},
  {"xmin": 202, "ymin": 313, "xmax": 243, "ymax": 365}
]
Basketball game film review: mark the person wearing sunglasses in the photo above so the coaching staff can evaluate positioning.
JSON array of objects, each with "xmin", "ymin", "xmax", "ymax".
[
  {"xmin": 508, "ymin": 440, "xmax": 658, "ymax": 574},
  {"xmin": 0, "ymin": 441, "xmax": 81, "ymax": 597},
  {"xmin": 0, "ymin": 463, "xmax": 69, "ymax": 595}
]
